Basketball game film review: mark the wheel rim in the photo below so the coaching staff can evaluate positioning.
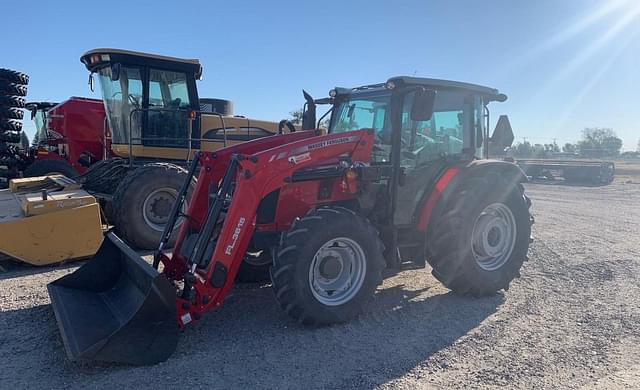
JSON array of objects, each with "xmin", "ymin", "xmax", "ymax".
[
  {"xmin": 308, "ymin": 237, "xmax": 367, "ymax": 306},
  {"xmin": 471, "ymin": 203, "xmax": 517, "ymax": 271},
  {"xmin": 142, "ymin": 187, "xmax": 186, "ymax": 232}
]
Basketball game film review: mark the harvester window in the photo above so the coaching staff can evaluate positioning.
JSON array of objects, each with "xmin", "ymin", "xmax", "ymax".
[
  {"xmin": 97, "ymin": 66, "xmax": 143, "ymax": 145},
  {"xmin": 145, "ymin": 69, "xmax": 192, "ymax": 147}
]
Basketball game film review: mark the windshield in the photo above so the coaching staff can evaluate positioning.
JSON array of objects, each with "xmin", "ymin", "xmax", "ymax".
[
  {"xmin": 330, "ymin": 89, "xmax": 484, "ymax": 165},
  {"xmin": 32, "ymin": 109, "xmax": 48, "ymax": 145},
  {"xmin": 96, "ymin": 65, "xmax": 143, "ymax": 144}
]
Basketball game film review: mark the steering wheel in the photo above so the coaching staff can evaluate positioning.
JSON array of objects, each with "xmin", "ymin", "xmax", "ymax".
[
  {"xmin": 278, "ymin": 119, "xmax": 297, "ymax": 134},
  {"xmin": 128, "ymin": 94, "xmax": 141, "ymax": 108}
]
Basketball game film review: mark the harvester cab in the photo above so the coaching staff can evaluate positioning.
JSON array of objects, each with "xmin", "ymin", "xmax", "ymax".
[
  {"xmin": 49, "ymin": 77, "xmax": 532, "ymax": 365},
  {"xmin": 81, "ymin": 48, "xmax": 287, "ymax": 161},
  {"xmin": 78, "ymin": 49, "xmax": 290, "ymax": 250}
]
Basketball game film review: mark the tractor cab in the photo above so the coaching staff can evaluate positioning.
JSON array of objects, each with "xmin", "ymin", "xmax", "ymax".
[
  {"xmin": 308, "ymin": 77, "xmax": 509, "ymax": 164},
  {"xmin": 81, "ymin": 48, "xmax": 203, "ymax": 158},
  {"xmin": 25, "ymin": 101, "xmax": 58, "ymax": 146},
  {"xmin": 304, "ymin": 77, "xmax": 512, "ymax": 226}
]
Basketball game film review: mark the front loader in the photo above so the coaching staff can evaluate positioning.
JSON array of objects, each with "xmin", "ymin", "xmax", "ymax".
[{"xmin": 49, "ymin": 76, "xmax": 533, "ymax": 365}]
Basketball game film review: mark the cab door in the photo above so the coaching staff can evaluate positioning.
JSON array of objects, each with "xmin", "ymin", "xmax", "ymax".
[{"xmin": 143, "ymin": 68, "xmax": 200, "ymax": 154}]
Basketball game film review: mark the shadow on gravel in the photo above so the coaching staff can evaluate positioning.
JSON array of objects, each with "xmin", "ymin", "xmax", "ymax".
[
  {"xmin": 0, "ymin": 259, "xmax": 83, "ymax": 281},
  {"xmin": 0, "ymin": 278, "xmax": 504, "ymax": 389}
]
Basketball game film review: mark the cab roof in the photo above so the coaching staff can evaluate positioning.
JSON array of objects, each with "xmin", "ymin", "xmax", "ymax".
[
  {"xmin": 80, "ymin": 48, "xmax": 202, "ymax": 78},
  {"xmin": 335, "ymin": 76, "xmax": 507, "ymax": 102}
]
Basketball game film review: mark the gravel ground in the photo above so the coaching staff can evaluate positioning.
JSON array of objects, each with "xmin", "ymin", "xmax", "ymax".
[{"xmin": 1, "ymin": 177, "xmax": 639, "ymax": 389}]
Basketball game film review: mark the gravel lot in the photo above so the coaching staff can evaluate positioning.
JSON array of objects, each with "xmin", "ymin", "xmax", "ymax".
[{"xmin": 1, "ymin": 177, "xmax": 639, "ymax": 389}]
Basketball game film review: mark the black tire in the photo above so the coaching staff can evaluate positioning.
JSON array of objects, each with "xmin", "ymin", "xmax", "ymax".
[
  {"xmin": 0, "ymin": 81, "xmax": 27, "ymax": 97},
  {"xmin": 0, "ymin": 118, "xmax": 22, "ymax": 132},
  {"xmin": 23, "ymin": 159, "xmax": 79, "ymax": 178},
  {"xmin": 0, "ymin": 131, "xmax": 20, "ymax": 143},
  {"xmin": 113, "ymin": 163, "xmax": 189, "ymax": 250},
  {"xmin": 236, "ymin": 251, "xmax": 272, "ymax": 283},
  {"xmin": 0, "ymin": 69, "xmax": 29, "ymax": 85},
  {"xmin": 271, "ymin": 206, "xmax": 385, "ymax": 325},
  {"xmin": 0, "ymin": 96, "xmax": 25, "ymax": 109},
  {"xmin": 0, "ymin": 107, "xmax": 24, "ymax": 119},
  {"xmin": 427, "ymin": 177, "xmax": 532, "ymax": 296}
]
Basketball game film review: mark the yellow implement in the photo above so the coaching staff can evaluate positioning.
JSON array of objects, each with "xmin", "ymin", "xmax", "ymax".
[{"xmin": 0, "ymin": 175, "xmax": 104, "ymax": 266}]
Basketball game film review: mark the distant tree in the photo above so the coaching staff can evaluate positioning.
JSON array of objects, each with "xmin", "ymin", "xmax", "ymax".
[
  {"xmin": 563, "ymin": 143, "xmax": 577, "ymax": 154},
  {"xmin": 289, "ymin": 108, "xmax": 303, "ymax": 125},
  {"xmin": 513, "ymin": 141, "xmax": 533, "ymax": 158},
  {"xmin": 637, "ymin": 138, "xmax": 640, "ymax": 153},
  {"xmin": 577, "ymin": 128, "xmax": 622, "ymax": 157},
  {"xmin": 544, "ymin": 143, "xmax": 560, "ymax": 153},
  {"xmin": 532, "ymin": 143, "xmax": 547, "ymax": 158}
]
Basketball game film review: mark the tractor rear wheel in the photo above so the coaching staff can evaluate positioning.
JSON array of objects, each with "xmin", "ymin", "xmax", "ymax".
[
  {"xmin": 113, "ymin": 163, "xmax": 189, "ymax": 250},
  {"xmin": 24, "ymin": 159, "xmax": 79, "ymax": 178},
  {"xmin": 427, "ymin": 177, "xmax": 531, "ymax": 295},
  {"xmin": 271, "ymin": 206, "xmax": 385, "ymax": 325}
]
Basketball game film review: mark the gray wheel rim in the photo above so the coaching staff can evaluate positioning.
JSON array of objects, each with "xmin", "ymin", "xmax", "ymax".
[
  {"xmin": 471, "ymin": 203, "xmax": 517, "ymax": 271},
  {"xmin": 308, "ymin": 237, "xmax": 367, "ymax": 306},
  {"xmin": 142, "ymin": 187, "xmax": 186, "ymax": 232}
]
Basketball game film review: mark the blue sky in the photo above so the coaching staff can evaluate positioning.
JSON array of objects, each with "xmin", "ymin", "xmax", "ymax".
[{"xmin": 4, "ymin": 0, "xmax": 639, "ymax": 150}]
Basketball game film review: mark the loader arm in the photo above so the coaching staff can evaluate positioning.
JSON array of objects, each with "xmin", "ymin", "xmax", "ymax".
[{"xmin": 169, "ymin": 129, "xmax": 376, "ymax": 327}]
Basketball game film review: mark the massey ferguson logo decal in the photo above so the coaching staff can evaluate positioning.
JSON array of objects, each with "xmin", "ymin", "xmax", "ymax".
[
  {"xmin": 289, "ymin": 136, "xmax": 356, "ymax": 156},
  {"xmin": 307, "ymin": 136, "xmax": 355, "ymax": 151},
  {"xmin": 225, "ymin": 217, "xmax": 246, "ymax": 255}
]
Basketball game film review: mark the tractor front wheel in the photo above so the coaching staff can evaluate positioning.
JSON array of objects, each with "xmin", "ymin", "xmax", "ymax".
[
  {"xmin": 427, "ymin": 177, "xmax": 532, "ymax": 295},
  {"xmin": 271, "ymin": 206, "xmax": 385, "ymax": 325}
]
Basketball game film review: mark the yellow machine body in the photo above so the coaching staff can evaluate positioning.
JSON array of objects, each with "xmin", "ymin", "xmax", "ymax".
[{"xmin": 0, "ymin": 175, "xmax": 104, "ymax": 266}]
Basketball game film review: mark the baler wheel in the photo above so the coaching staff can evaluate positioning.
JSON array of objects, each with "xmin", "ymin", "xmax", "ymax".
[{"xmin": 24, "ymin": 159, "xmax": 79, "ymax": 178}]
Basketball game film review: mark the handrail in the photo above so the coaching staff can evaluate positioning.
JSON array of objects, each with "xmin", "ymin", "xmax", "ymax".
[{"xmin": 126, "ymin": 107, "xmax": 229, "ymax": 166}]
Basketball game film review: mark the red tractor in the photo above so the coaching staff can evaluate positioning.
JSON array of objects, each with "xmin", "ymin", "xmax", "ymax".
[
  {"xmin": 24, "ymin": 97, "xmax": 109, "ymax": 177},
  {"xmin": 48, "ymin": 76, "xmax": 532, "ymax": 365}
]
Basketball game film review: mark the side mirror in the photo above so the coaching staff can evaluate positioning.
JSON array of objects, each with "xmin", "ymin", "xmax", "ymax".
[
  {"xmin": 301, "ymin": 90, "xmax": 316, "ymax": 130},
  {"xmin": 490, "ymin": 115, "xmax": 515, "ymax": 148},
  {"xmin": 411, "ymin": 89, "xmax": 436, "ymax": 121}
]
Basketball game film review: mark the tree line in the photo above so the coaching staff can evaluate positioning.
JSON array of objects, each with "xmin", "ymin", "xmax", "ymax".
[{"xmin": 513, "ymin": 128, "xmax": 638, "ymax": 159}]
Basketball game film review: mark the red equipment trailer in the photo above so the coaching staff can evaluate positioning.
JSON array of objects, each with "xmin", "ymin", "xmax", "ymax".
[{"xmin": 25, "ymin": 97, "xmax": 109, "ymax": 177}]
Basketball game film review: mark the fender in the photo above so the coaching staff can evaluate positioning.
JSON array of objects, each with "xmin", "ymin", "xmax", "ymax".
[{"xmin": 417, "ymin": 159, "xmax": 527, "ymax": 232}]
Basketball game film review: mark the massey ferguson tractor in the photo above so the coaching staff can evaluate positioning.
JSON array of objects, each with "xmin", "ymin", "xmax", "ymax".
[{"xmin": 48, "ymin": 76, "xmax": 532, "ymax": 365}]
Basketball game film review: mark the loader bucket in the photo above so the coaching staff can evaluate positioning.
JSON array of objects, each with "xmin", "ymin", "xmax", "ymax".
[{"xmin": 47, "ymin": 232, "xmax": 178, "ymax": 365}]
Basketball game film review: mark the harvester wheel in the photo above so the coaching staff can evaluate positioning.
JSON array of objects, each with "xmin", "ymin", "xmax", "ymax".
[
  {"xmin": 113, "ymin": 163, "xmax": 189, "ymax": 250},
  {"xmin": 0, "ymin": 69, "xmax": 29, "ymax": 85},
  {"xmin": 0, "ymin": 96, "xmax": 25, "ymax": 109},
  {"xmin": 0, "ymin": 107, "xmax": 24, "ymax": 119},
  {"xmin": 271, "ymin": 206, "xmax": 385, "ymax": 325},
  {"xmin": 0, "ymin": 81, "xmax": 28, "ymax": 97},
  {"xmin": 427, "ymin": 177, "xmax": 531, "ymax": 295},
  {"xmin": 24, "ymin": 159, "xmax": 79, "ymax": 178}
]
